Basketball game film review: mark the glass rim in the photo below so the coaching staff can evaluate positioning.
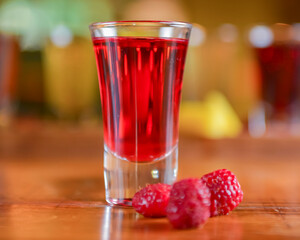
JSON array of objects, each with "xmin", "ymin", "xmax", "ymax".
[{"xmin": 89, "ymin": 20, "xmax": 192, "ymax": 30}]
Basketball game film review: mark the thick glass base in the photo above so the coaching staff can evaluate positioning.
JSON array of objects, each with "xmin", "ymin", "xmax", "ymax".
[{"xmin": 104, "ymin": 145, "xmax": 178, "ymax": 206}]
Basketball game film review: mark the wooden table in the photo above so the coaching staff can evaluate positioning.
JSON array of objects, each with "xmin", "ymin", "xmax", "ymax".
[{"xmin": 1, "ymin": 119, "xmax": 300, "ymax": 239}]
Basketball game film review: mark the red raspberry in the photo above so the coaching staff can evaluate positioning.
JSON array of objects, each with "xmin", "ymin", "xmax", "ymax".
[
  {"xmin": 132, "ymin": 183, "xmax": 171, "ymax": 218},
  {"xmin": 201, "ymin": 169, "xmax": 243, "ymax": 217},
  {"xmin": 166, "ymin": 178, "xmax": 211, "ymax": 229}
]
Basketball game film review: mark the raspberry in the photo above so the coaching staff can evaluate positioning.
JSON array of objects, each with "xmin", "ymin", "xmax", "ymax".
[
  {"xmin": 201, "ymin": 169, "xmax": 243, "ymax": 217},
  {"xmin": 166, "ymin": 178, "xmax": 211, "ymax": 229},
  {"xmin": 132, "ymin": 183, "xmax": 171, "ymax": 218}
]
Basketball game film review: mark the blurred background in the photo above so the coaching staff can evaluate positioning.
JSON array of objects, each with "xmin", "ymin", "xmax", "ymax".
[{"xmin": 1, "ymin": 0, "xmax": 300, "ymax": 138}]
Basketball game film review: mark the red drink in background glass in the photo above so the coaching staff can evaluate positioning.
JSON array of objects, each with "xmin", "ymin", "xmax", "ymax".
[
  {"xmin": 93, "ymin": 37, "xmax": 188, "ymax": 162},
  {"xmin": 254, "ymin": 43, "xmax": 300, "ymax": 118}
]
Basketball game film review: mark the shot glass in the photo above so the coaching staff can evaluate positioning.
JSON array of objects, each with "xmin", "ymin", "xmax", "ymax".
[
  {"xmin": 248, "ymin": 23, "xmax": 300, "ymax": 136},
  {"xmin": 89, "ymin": 21, "xmax": 192, "ymax": 205}
]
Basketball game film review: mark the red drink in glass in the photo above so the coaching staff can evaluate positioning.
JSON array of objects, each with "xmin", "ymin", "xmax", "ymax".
[
  {"xmin": 93, "ymin": 37, "xmax": 188, "ymax": 162},
  {"xmin": 90, "ymin": 21, "xmax": 191, "ymax": 205}
]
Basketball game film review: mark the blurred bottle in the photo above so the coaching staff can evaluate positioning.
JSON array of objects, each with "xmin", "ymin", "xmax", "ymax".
[
  {"xmin": 43, "ymin": 25, "xmax": 98, "ymax": 121},
  {"xmin": 17, "ymin": 50, "xmax": 45, "ymax": 115},
  {"xmin": 0, "ymin": 34, "xmax": 19, "ymax": 126},
  {"xmin": 0, "ymin": 0, "xmax": 49, "ymax": 116}
]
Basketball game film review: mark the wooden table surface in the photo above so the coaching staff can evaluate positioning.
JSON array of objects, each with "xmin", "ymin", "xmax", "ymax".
[{"xmin": 1, "ymin": 119, "xmax": 300, "ymax": 239}]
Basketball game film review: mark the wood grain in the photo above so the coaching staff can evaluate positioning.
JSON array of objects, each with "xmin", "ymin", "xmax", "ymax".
[{"xmin": 1, "ymin": 119, "xmax": 300, "ymax": 239}]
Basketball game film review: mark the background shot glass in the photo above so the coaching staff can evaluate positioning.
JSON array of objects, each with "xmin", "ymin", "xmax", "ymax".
[
  {"xmin": 89, "ymin": 21, "xmax": 192, "ymax": 205},
  {"xmin": 248, "ymin": 23, "xmax": 300, "ymax": 136}
]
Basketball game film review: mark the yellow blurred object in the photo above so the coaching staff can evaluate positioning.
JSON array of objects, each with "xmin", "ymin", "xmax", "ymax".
[
  {"xmin": 43, "ymin": 36, "xmax": 97, "ymax": 120},
  {"xmin": 179, "ymin": 91, "xmax": 242, "ymax": 138}
]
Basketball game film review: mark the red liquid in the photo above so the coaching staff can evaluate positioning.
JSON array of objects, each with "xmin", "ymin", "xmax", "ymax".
[
  {"xmin": 93, "ymin": 37, "xmax": 188, "ymax": 162},
  {"xmin": 255, "ymin": 44, "xmax": 300, "ymax": 118}
]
